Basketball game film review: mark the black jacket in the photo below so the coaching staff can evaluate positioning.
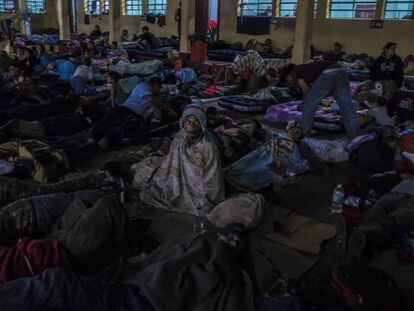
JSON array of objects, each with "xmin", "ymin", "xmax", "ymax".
[
  {"xmin": 370, "ymin": 54, "xmax": 404, "ymax": 87},
  {"xmin": 139, "ymin": 32, "xmax": 158, "ymax": 49}
]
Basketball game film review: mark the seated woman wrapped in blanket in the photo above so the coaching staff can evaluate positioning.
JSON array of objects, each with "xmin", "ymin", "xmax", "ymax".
[{"xmin": 132, "ymin": 104, "xmax": 225, "ymax": 214}]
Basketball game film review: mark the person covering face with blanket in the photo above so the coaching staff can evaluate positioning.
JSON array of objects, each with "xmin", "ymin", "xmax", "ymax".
[
  {"xmin": 225, "ymin": 120, "xmax": 310, "ymax": 191},
  {"xmin": 135, "ymin": 104, "xmax": 225, "ymax": 214}
]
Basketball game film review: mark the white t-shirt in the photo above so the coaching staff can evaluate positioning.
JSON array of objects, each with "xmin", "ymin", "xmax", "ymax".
[{"xmin": 72, "ymin": 65, "xmax": 93, "ymax": 81}]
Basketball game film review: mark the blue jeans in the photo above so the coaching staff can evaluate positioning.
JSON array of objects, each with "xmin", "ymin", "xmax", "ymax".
[{"xmin": 300, "ymin": 68, "xmax": 359, "ymax": 138}]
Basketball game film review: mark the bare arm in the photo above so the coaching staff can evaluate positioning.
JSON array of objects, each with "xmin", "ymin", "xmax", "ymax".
[{"xmin": 297, "ymin": 78, "xmax": 310, "ymax": 98}]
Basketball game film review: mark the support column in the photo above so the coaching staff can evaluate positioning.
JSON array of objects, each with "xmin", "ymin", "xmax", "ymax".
[
  {"xmin": 375, "ymin": 0, "xmax": 386, "ymax": 19},
  {"xmin": 316, "ymin": 0, "xmax": 327, "ymax": 20},
  {"xmin": 179, "ymin": 0, "xmax": 191, "ymax": 55},
  {"xmin": 109, "ymin": 0, "xmax": 122, "ymax": 43},
  {"xmin": 292, "ymin": 0, "xmax": 314, "ymax": 64},
  {"xmin": 195, "ymin": 0, "xmax": 208, "ymax": 35},
  {"xmin": 17, "ymin": 0, "xmax": 29, "ymax": 35},
  {"xmin": 57, "ymin": 0, "xmax": 71, "ymax": 40}
]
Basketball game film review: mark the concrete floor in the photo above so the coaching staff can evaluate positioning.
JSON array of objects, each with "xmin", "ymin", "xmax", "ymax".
[
  {"xmin": 123, "ymin": 160, "xmax": 414, "ymax": 306},
  {"xmin": 272, "ymin": 162, "xmax": 414, "ymax": 307},
  {"xmin": 80, "ymin": 113, "xmax": 414, "ymax": 307}
]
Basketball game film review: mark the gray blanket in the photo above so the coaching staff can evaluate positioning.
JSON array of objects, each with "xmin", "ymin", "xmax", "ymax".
[
  {"xmin": 128, "ymin": 234, "xmax": 254, "ymax": 311},
  {"xmin": 0, "ymin": 235, "xmax": 254, "ymax": 311}
]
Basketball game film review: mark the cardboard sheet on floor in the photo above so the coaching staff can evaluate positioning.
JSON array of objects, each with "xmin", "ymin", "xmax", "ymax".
[
  {"xmin": 255, "ymin": 206, "xmax": 336, "ymax": 254},
  {"xmin": 253, "ymin": 239, "xmax": 319, "ymax": 282}
]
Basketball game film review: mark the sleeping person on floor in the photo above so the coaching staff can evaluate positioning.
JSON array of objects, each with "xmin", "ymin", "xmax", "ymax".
[
  {"xmin": 0, "ymin": 223, "xmax": 256, "ymax": 311},
  {"xmin": 345, "ymin": 179, "xmax": 414, "ymax": 265},
  {"xmin": 0, "ymin": 76, "xmax": 118, "ymax": 142},
  {"xmin": 87, "ymin": 76, "xmax": 174, "ymax": 149},
  {"xmin": 225, "ymin": 120, "xmax": 330, "ymax": 192},
  {"xmin": 0, "ymin": 189, "xmax": 127, "ymax": 269},
  {"xmin": 334, "ymin": 127, "xmax": 414, "ymax": 263}
]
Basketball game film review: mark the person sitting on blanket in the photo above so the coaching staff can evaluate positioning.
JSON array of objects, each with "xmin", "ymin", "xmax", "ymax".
[
  {"xmin": 13, "ymin": 45, "xmax": 28, "ymax": 69},
  {"xmin": 5, "ymin": 61, "xmax": 25, "ymax": 90},
  {"xmin": 121, "ymin": 29, "xmax": 130, "ymax": 42},
  {"xmin": 86, "ymin": 41, "xmax": 99, "ymax": 58},
  {"xmin": 87, "ymin": 77, "xmax": 163, "ymax": 149},
  {"xmin": 47, "ymin": 58, "xmax": 77, "ymax": 81},
  {"xmin": 70, "ymin": 57, "xmax": 94, "ymax": 95},
  {"xmin": 17, "ymin": 48, "xmax": 37, "ymax": 74},
  {"xmin": 34, "ymin": 45, "xmax": 50, "ymax": 71},
  {"xmin": 0, "ymin": 223, "xmax": 256, "ymax": 311},
  {"xmin": 70, "ymin": 40, "xmax": 88, "ymax": 58},
  {"xmin": 282, "ymin": 61, "xmax": 359, "ymax": 138},
  {"xmin": 138, "ymin": 26, "xmax": 158, "ymax": 49},
  {"xmin": 108, "ymin": 41, "xmax": 129, "ymax": 60},
  {"xmin": 132, "ymin": 103, "xmax": 225, "ymax": 215},
  {"xmin": 107, "ymin": 71, "xmax": 129, "ymax": 107},
  {"xmin": 89, "ymin": 24, "xmax": 102, "ymax": 39}
]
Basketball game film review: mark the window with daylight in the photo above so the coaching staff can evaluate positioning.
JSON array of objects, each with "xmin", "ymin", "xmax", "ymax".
[
  {"xmin": 103, "ymin": 0, "xmax": 109, "ymax": 12},
  {"xmin": 123, "ymin": 0, "xmax": 142, "ymax": 15},
  {"xmin": 329, "ymin": 0, "xmax": 377, "ymax": 19},
  {"xmin": 238, "ymin": 0, "xmax": 273, "ymax": 16},
  {"xmin": 26, "ymin": 0, "xmax": 46, "ymax": 14},
  {"xmin": 85, "ymin": 0, "xmax": 109, "ymax": 15},
  {"xmin": 0, "ymin": 0, "xmax": 15, "ymax": 13},
  {"xmin": 385, "ymin": 0, "xmax": 414, "ymax": 19},
  {"xmin": 278, "ymin": 0, "xmax": 318, "ymax": 17},
  {"xmin": 148, "ymin": 0, "xmax": 167, "ymax": 15}
]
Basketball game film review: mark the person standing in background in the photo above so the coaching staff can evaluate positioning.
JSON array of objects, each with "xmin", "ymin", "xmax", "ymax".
[{"xmin": 370, "ymin": 42, "xmax": 404, "ymax": 88}]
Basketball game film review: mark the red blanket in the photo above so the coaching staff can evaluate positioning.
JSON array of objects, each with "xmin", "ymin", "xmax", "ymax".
[{"xmin": 0, "ymin": 236, "xmax": 69, "ymax": 283}]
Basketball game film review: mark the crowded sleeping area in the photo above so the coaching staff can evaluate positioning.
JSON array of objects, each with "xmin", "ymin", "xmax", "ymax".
[{"xmin": 0, "ymin": 0, "xmax": 413, "ymax": 309}]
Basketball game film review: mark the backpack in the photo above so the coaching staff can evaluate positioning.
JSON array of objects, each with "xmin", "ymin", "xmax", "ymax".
[{"xmin": 330, "ymin": 264, "xmax": 407, "ymax": 311}]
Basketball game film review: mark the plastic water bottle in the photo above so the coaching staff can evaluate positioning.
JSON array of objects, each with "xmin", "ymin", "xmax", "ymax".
[
  {"xmin": 344, "ymin": 196, "xmax": 361, "ymax": 208},
  {"xmin": 331, "ymin": 184, "xmax": 345, "ymax": 215},
  {"xmin": 193, "ymin": 206, "xmax": 206, "ymax": 234}
]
